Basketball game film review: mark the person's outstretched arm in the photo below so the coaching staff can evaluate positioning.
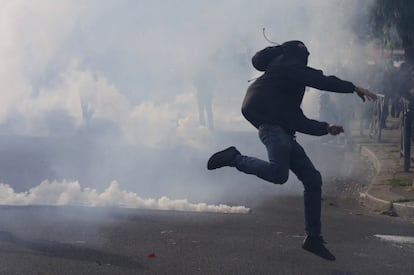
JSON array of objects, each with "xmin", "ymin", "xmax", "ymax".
[
  {"xmin": 296, "ymin": 109, "xmax": 345, "ymax": 136},
  {"xmin": 288, "ymin": 66, "xmax": 378, "ymax": 101},
  {"xmin": 354, "ymin": 86, "xmax": 378, "ymax": 102}
]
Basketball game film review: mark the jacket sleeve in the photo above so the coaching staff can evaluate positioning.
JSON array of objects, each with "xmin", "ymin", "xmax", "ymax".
[
  {"xmin": 288, "ymin": 66, "xmax": 356, "ymax": 94},
  {"xmin": 296, "ymin": 109, "xmax": 329, "ymax": 136}
]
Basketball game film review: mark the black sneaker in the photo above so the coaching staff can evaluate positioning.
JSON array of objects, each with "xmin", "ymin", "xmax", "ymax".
[
  {"xmin": 207, "ymin": 146, "xmax": 241, "ymax": 170},
  {"xmin": 302, "ymin": 236, "xmax": 336, "ymax": 261}
]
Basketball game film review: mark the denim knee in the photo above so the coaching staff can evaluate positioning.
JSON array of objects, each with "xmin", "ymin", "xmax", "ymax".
[{"xmin": 267, "ymin": 164, "xmax": 289, "ymax": 184}]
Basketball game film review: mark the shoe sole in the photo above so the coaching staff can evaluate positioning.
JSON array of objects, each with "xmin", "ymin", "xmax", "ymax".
[
  {"xmin": 207, "ymin": 151, "xmax": 224, "ymax": 170},
  {"xmin": 207, "ymin": 146, "xmax": 236, "ymax": 170}
]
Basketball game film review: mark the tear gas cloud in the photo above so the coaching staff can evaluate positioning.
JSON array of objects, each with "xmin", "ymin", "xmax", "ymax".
[
  {"xmin": 0, "ymin": 0, "xmax": 376, "ymax": 208},
  {"xmin": 0, "ymin": 181, "xmax": 249, "ymax": 214}
]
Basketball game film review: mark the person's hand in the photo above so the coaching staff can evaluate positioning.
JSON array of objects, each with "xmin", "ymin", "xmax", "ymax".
[
  {"xmin": 355, "ymin": 86, "xmax": 378, "ymax": 102},
  {"xmin": 327, "ymin": 124, "xmax": 344, "ymax": 135}
]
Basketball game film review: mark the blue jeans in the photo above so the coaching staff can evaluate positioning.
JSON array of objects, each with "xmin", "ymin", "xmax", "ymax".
[{"xmin": 234, "ymin": 124, "xmax": 322, "ymax": 237}]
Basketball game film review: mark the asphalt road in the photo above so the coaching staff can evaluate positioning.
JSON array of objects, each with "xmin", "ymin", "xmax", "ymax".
[
  {"xmin": 0, "ymin": 192, "xmax": 413, "ymax": 275},
  {"xmin": 0, "ymin": 146, "xmax": 413, "ymax": 275}
]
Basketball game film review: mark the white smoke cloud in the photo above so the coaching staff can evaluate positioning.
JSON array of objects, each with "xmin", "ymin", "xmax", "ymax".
[
  {"xmin": 0, "ymin": 180, "xmax": 249, "ymax": 214},
  {"xmin": 0, "ymin": 0, "xmax": 375, "ymax": 205},
  {"xmin": 0, "ymin": 0, "xmax": 371, "ymax": 144}
]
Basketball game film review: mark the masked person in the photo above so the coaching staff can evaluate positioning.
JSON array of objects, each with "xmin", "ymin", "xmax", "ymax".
[{"xmin": 207, "ymin": 40, "xmax": 377, "ymax": 261}]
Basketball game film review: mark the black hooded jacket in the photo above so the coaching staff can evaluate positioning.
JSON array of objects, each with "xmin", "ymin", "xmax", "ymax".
[{"xmin": 242, "ymin": 45, "xmax": 355, "ymax": 136}]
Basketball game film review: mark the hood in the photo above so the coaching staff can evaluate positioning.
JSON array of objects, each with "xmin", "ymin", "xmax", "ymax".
[{"xmin": 281, "ymin": 40, "xmax": 309, "ymax": 66}]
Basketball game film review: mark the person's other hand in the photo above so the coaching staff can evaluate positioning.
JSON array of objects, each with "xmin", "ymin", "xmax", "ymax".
[
  {"xmin": 355, "ymin": 86, "xmax": 378, "ymax": 102},
  {"xmin": 327, "ymin": 124, "xmax": 344, "ymax": 135}
]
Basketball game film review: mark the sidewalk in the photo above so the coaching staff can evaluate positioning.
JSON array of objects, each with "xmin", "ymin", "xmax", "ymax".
[{"xmin": 351, "ymin": 118, "xmax": 414, "ymax": 221}]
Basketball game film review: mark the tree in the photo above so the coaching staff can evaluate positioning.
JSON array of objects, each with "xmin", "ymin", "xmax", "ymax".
[{"xmin": 370, "ymin": 0, "xmax": 414, "ymax": 53}]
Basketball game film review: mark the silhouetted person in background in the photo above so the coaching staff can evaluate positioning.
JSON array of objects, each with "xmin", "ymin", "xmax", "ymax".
[
  {"xmin": 318, "ymin": 93, "xmax": 338, "ymax": 144},
  {"xmin": 379, "ymin": 60, "xmax": 398, "ymax": 128},
  {"xmin": 319, "ymin": 93, "xmax": 337, "ymax": 122},
  {"xmin": 207, "ymin": 40, "xmax": 377, "ymax": 261},
  {"xmin": 194, "ymin": 67, "xmax": 215, "ymax": 131},
  {"xmin": 391, "ymin": 63, "xmax": 406, "ymax": 118},
  {"xmin": 398, "ymin": 61, "xmax": 414, "ymax": 141}
]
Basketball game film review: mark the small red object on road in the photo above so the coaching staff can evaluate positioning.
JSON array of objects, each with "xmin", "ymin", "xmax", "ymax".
[{"xmin": 148, "ymin": 253, "xmax": 156, "ymax": 258}]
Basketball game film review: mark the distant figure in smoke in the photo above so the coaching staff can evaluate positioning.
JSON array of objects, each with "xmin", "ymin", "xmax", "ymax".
[
  {"xmin": 379, "ymin": 60, "xmax": 396, "ymax": 128},
  {"xmin": 194, "ymin": 67, "xmax": 216, "ymax": 131},
  {"xmin": 318, "ymin": 93, "xmax": 338, "ymax": 144},
  {"xmin": 319, "ymin": 94, "xmax": 336, "ymax": 122},
  {"xmin": 207, "ymin": 41, "xmax": 377, "ymax": 261}
]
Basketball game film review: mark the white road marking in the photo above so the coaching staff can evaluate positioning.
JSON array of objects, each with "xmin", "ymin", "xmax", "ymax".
[
  {"xmin": 374, "ymin": 234, "xmax": 414, "ymax": 244},
  {"xmin": 59, "ymin": 241, "xmax": 86, "ymax": 244}
]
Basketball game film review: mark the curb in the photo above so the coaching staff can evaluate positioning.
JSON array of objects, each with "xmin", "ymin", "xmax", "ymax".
[{"xmin": 359, "ymin": 145, "xmax": 414, "ymax": 220}]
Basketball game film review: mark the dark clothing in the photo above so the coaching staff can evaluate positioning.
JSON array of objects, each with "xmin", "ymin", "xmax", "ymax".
[
  {"xmin": 212, "ymin": 41, "xmax": 358, "ymax": 241},
  {"xmin": 234, "ymin": 124, "xmax": 322, "ymax": 237},
  {"xmin": 242, "ymin": 56, "xmax": 355, "ymax": 136},
  {"xmin": 238, "ymin": 49, "xmax": 356, "ymax": 238}
]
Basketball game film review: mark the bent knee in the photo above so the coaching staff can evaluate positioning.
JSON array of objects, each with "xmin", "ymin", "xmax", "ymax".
[{"xmin": 268, "ymin": 170, "xmax": 289, "ymax": 185}]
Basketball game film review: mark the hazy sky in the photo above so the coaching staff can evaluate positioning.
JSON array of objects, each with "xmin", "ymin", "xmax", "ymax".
[
  {"xmin": 0, "ymin": 0, "xmax": 375, "ymax": 205},
  {"xmin": 0, "ymin": 0, "xmax": 372, "ymax": 145}
]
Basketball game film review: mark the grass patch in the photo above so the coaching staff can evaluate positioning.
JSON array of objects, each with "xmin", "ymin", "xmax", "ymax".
[
  {"xmin": 389, "ymin": 178, "xmax": 413, "ymax": 187},
  {"xmin": 380, "ymin": 203, "xmax": 398, "ymax": 217},
  {"xmin": 392, "ymin": 198, "xmax": 414, "ymax": 203}
]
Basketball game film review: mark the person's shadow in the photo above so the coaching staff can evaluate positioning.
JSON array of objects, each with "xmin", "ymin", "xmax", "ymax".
[{"xmin": 0, "ymin": 231, "xmax": 146, "ymax": 269}]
